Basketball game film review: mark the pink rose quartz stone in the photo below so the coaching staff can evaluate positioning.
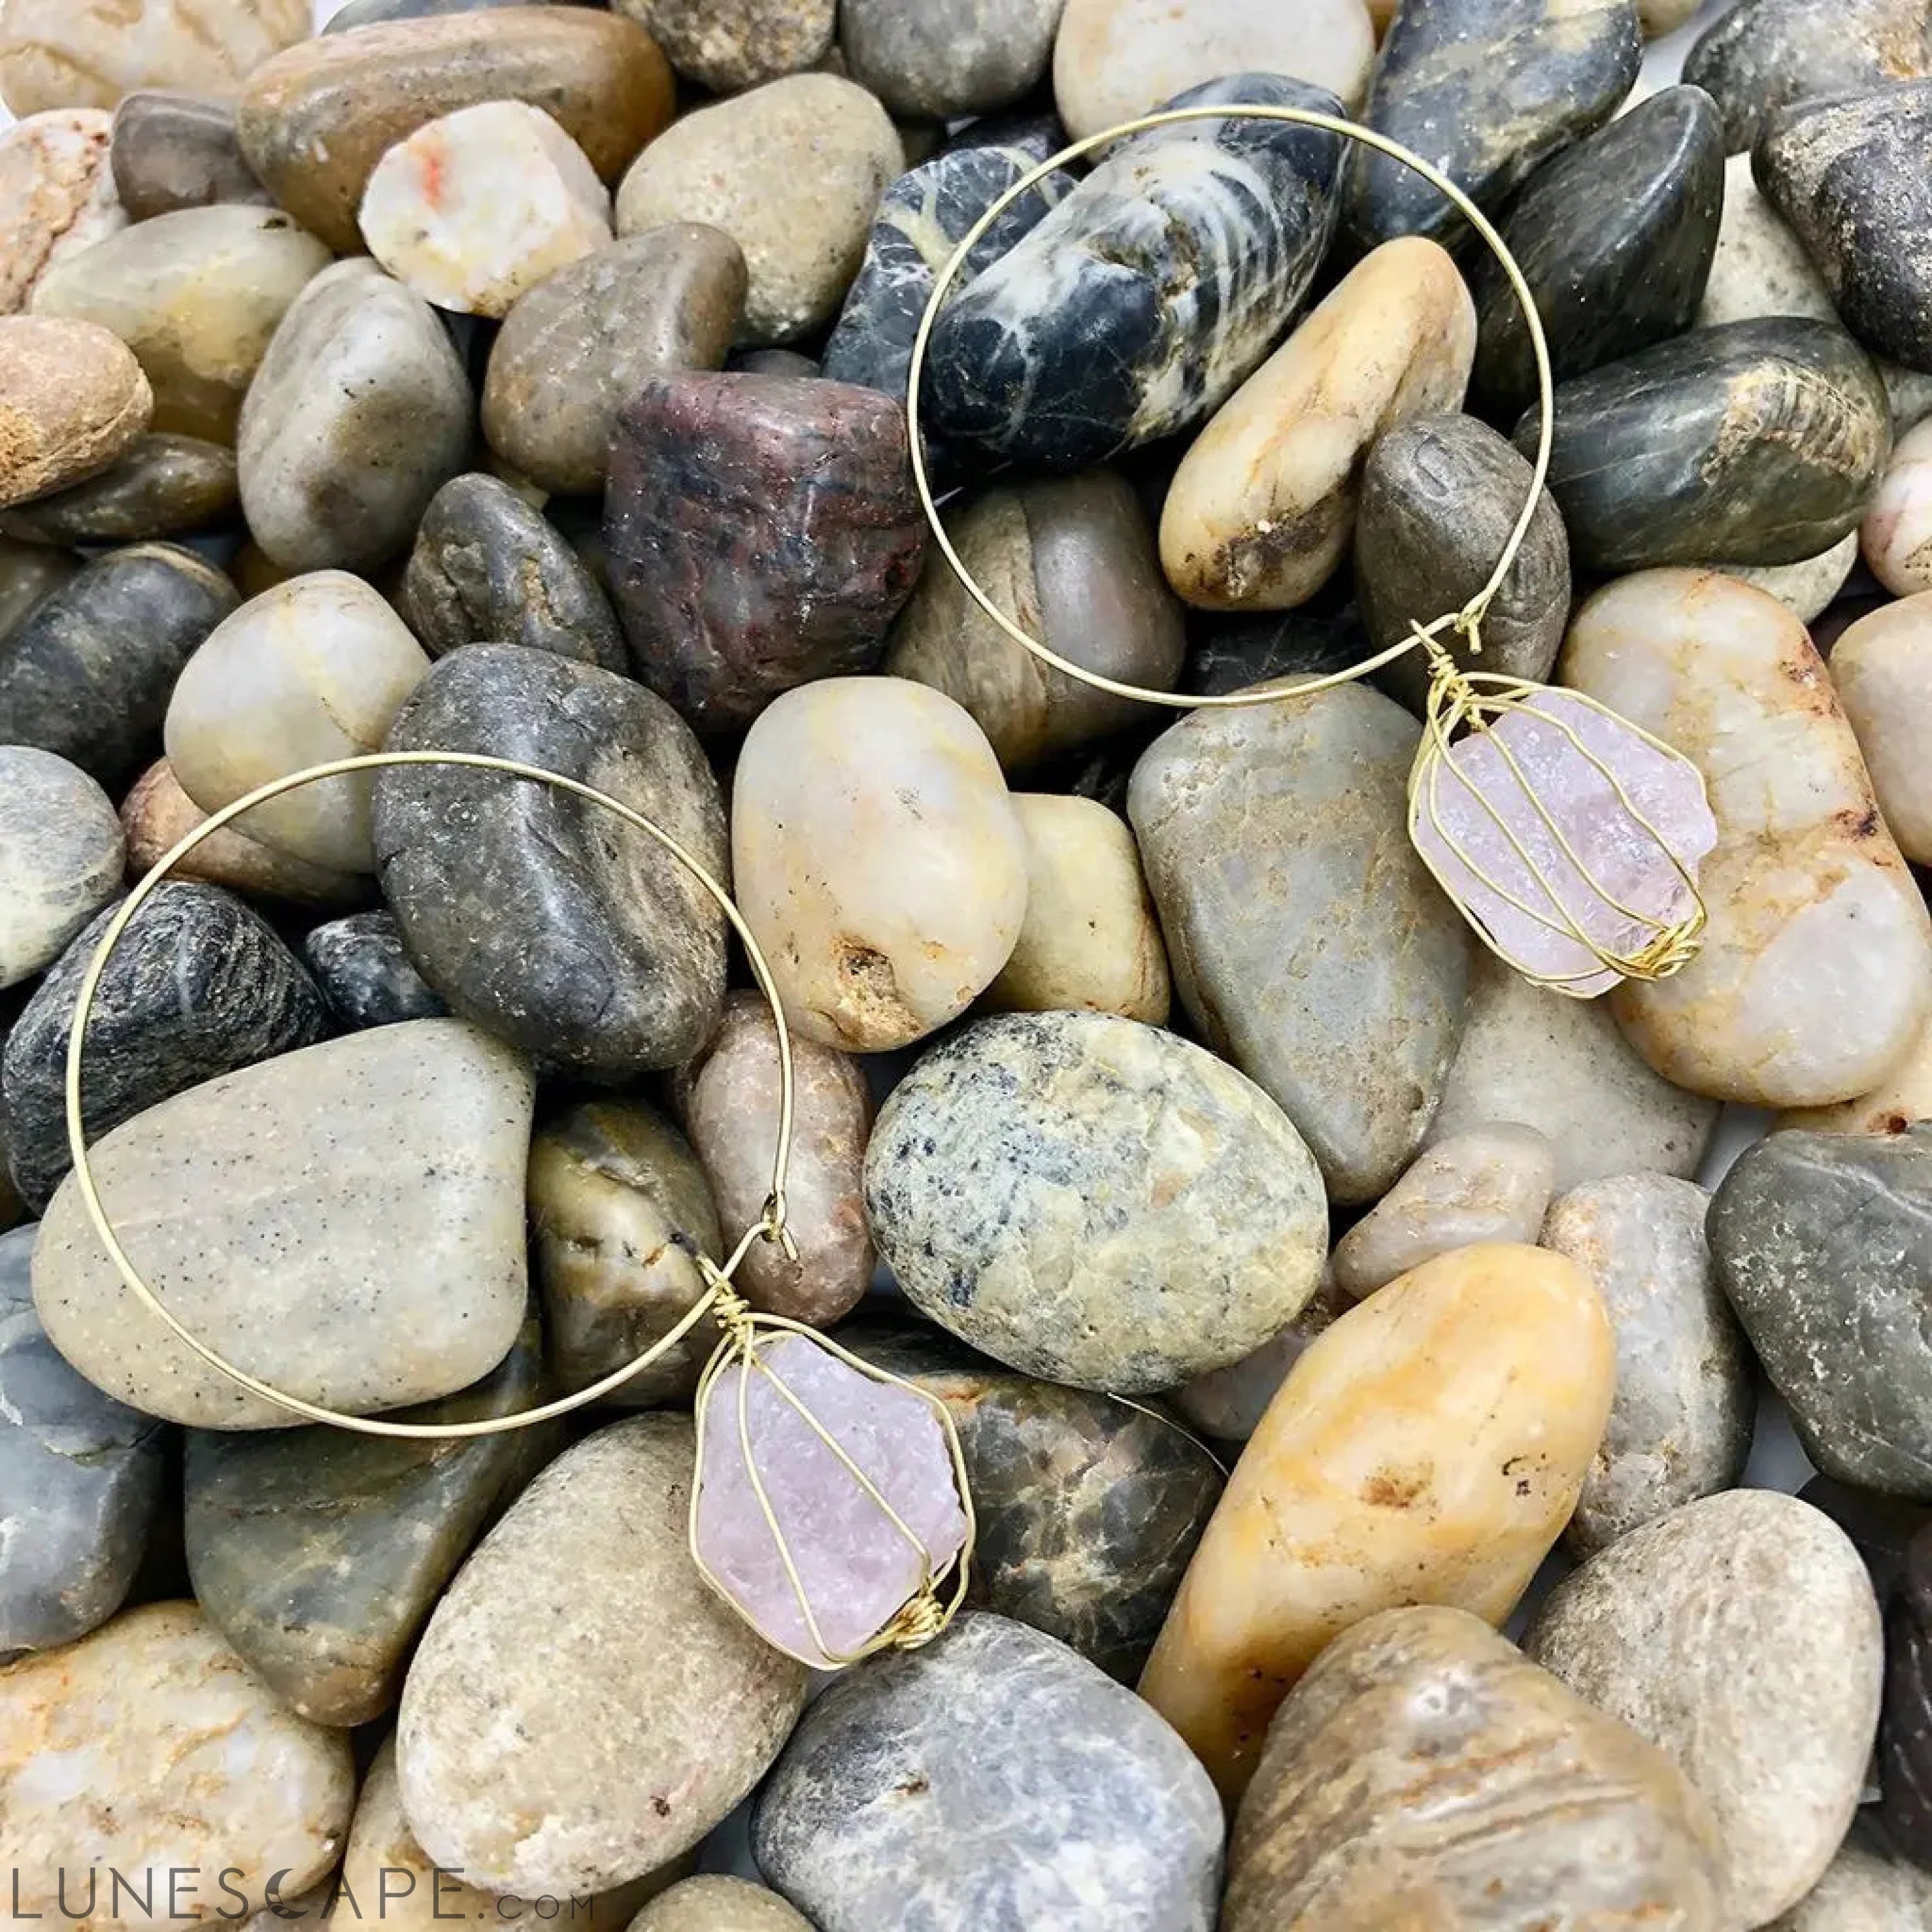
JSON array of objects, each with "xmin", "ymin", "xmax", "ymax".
[
  {"xmin": 1411, "ymin": 688, "xmax": 1718, "ymax": 997},
  {"xmin": 694, "ymin": 1331, "xmax": 969, "ymax": 1667}
]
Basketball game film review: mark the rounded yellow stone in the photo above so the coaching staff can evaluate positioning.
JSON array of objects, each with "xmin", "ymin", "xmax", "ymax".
[{"xmin": 1137, "ymin": 1240, "xmax": 1613, "ymax": 1803}]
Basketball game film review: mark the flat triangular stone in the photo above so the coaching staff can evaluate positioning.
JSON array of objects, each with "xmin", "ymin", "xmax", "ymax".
[{"xmin": 32, "ymin": 1019, "xmax": 534, "ymax": 1428}]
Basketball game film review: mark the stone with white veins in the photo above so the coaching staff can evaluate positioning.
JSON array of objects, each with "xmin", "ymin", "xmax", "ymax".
[
  {"xmin": 1410, "ymin": 689, "xmax": 1718, "ymax": 996},
  {"xmin": 359, "ymin": 101, "xmax": 613, "ymax": 320},
  {"xmin": 694, "ymin": 1332, "xmax": 968, "ymax": 1667}
]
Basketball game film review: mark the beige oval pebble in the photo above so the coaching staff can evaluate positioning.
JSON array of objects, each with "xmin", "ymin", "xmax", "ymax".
[
  {"xmin": 1766, "ymin": 1824, "xmax": 1932, "ymax": 1931},
  {"xmin": 0, "ymin": 0, "xmax": 308, "ymax": 117},
  {"xmin": 733, "ymin": 676, "xmax": 1028, "ymax": 1052},
  {"xmin": 0, "ymin": 108, "xmax": 123, "ymax": 314},
  {"xmin": 629, "ymin": 1877, "xmax": 812, "ymax": 1932},
  {"xmin": 0, "ymin": 312, "xmax": 151, "ymax": 508},
  {"xmin": 0, "ymin": 744, "xmax": 124, "ymax": 989},
  {"xmin": 1830, "ymin": 589, "xmax": 1932, "ymax": 864},
  {"xmin": 614, "ymin": 73, "xmax": 902, "ymax": 345},
  {"xmin": 1709, "ymin": 529, "xmax": 1861, "ymax": 623},
  {"xmin": 983, "ymin": 792, "xmax": 1170, "ymax": 1023},
  {"xmin": 1862, "ymin": 415, "xmax": 1932, "ymax": 598},
  {"xmin": 1525, "ymin": 1490, "xmax": 1884, "ymax": 1927},
  {"xmin": 397, "ymin": 1414, "xmax": 806, "ymax": 1895},
  {"xmin": 1562, "ymin": 569, "xmax": 1932, "ymax": 1107},
  {"xmin": 1330, "ymin": 1122, "xmax": 1555, "ymax": 1301},
  {"xmin": 1053, "ymin": 0, "xmax": 1375, "ymax": 138},
  {"xmin": 30, "ymin": 203, "xmax": 331, "ymax": 443},
  {"xmin": 165, "ymin": 571, "xmax": 431, "ymax": 873},
  {"xmin": 1778, "ymin": 1010, "xmax": 1932, "ymax": 1137},
  {"xmin": 1160, "ymin": 237, "xmax": 1475, "ymax": 611},
  {"xmin": 0, "ymin": 1600, "xmax": 354, "ymax": 1918},
  {"xmin": 122, "ymin": 757, "xmax": 366, "ymax": 909},
  {"xmin": 679, "ymin": 989, "xmax": 873, "ymax": 1328},
  {"xmin": 1139, "ymin": 1242, "xmax": 1613, "ymax": 1803},
  {"xmin": 361, "ymin": 100, "xmax": 612, "ymax": 319}
]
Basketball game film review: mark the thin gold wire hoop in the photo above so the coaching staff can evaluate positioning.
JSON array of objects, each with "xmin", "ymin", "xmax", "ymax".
[
  {"xmin": 902, "ymin": 102, "xmax": 1558, "ymax": 708},
  {"xmin": 60, "ymin": 749, "xmax": 799, "ymax": 1441}
]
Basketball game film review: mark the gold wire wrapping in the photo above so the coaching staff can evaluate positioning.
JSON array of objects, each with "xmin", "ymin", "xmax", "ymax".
[
  {"xmin": 59, "ymin": 749, "xmax": 977, "ymax": 1662},
  {"xmin": 901, "ymin": 102, "xmax": 1714, "ymax": 992}
]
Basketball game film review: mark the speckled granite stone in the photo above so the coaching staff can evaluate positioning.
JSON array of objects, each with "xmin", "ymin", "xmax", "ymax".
[{"xmin": 300, "ymin": 911, "xmax": 446, "ymax": 1031}]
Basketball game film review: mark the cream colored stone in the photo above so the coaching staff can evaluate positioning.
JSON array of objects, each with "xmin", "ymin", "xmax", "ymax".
[
  {"xmin": 1138, "ymin": 1242, "xmax": 1613, "ymax": 1803},
  {"xmin": 983, "ymin": 793, "xmax": 1170, "ymax": 1023},
  {"xmin": 121, "ymin": 757, "xmax": 366, "ymax": 909},
  {"xmin": 360, "ymin": 101, "xmax": 612, "ymax": 320},
  {"xmin": 0, "ymin": 109, "xmax": 123, "ymax": 314},
  {"xmin": 1562, "ymin": 569, "xmax": 1932, "ymax": 1107},
  {"xmin": 1526, "ymin": 1491, "xmax": 1884, "ymax": 1928},
  {"xmin": 0, "ymin": 312, "xmax": 151, "ymax": 507},
  {"xmin": 732, "ymin": 676, "xmax": 1028, "ymax": 1052},
  {"xmin": 32, "ymin": 1020, "xmax": 534, "ymax": 1428},
  {"xmin": 0, "ymin": 745, "xmax": 124, "ymax": 989},
  {"xmin": 1707, "ymin": 530, "xmax": 1860, "ymax": 623},
  {"xmin": 1862, "ymin": 417, "xmax": 1932, "ymax": 598},
  {"xmin": 629, "ymin": 1877, "xmax": 812, "ymax": 1932},
  {"xmin": 1053, "ymin": 0, "xmax": 1374, "ymax": 137},
  {"xmin": 0, "ymin": 1601, "xmax": 354, "ymax": 1920},
  {"xmin": 614, "ymin": 74, "xmax": 902, "ymax": 345},
  {"xmin": 1778, "ymin": 1010, "xmax": 1932, "ymax": 1136},
  {"xmin": 1331, "ymin": 1124, "xmax": 1555, "ymax": 1301},
  {"xmin": 164, "ymin": 572, "xmax": 431, "ymax": 873},
  {"xmin": 1830, "ymin": 589, "xmax": 1932, "ymax": 864},
  {"xmin": 0, "ymin": 0, "xmax": 308, "ymax": 116},
  {"xmin": 1160, "ymin": 238, "xmax": 1475, "ymax": 611},
  {"xmin": 397, "ymin": 1415, "xmax": 807, "ymax": 1895},
  {"xmin": 30, "ymin": 203, "xmax": 330, "ymax": 443},
  {"xmin": 1699, "ymin": 153, "xmax": 1837, "ymax": 331},
  {"xmin": 1767, "ymin": 1827, "xmax": 1932, "ymax": 1931},
  {"xmin": 679, "ymin": 989, "xmax": 873, "ymax": 1328},
  {"xmin": 1428, "ymin": 951, "xmax": 1718, "ymax": 1191}
]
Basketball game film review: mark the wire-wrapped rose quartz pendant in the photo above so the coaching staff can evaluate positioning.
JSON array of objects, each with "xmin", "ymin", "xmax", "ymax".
[
  {"xmin": 690, "ymin": 1320, "xmax": 973, "ymax": 1669},
  {"xmin": 1408, "ymin": 677, "xmax": 1718, "ymax": 998}
]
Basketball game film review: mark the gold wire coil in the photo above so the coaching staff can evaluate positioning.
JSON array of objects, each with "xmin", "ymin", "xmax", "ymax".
[
  {"xmin": 902, "ymin": 99, "xmax": 1560, "ymax": 712},
  {"xmin": 58, "ymin": 750, "xmax": 978, "ymax": 1656}
]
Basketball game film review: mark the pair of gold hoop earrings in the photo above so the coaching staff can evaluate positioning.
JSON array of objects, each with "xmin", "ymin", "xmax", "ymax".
[{"xmin": 57, "ymin": 102, "xmax": 1716, "ymax": 1669}]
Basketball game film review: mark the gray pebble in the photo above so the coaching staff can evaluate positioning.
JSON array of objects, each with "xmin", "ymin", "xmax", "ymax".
[
  {"xmin": 0, "ymin": 745, "xmax": 123, "ymax": 991},
  {"xmin": 300, "ymin": 910, "xmax": 446, "ymax": 1031}
]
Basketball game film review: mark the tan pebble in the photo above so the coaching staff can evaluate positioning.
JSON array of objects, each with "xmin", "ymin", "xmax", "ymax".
[
  {"xmin": 614, "ymin": 0, "xmax": 833, "ymax": 93},
  {"xmin": 1330, "ymin": 1122, "xmax": 1555, "ymax": 1300},
  {"xmin": 1765, "ymin": 1824, "xmax": 1932, "ymax": 1931},
  {"xmin": 0, "ymin": 1601, "xmax": 355, "ymax": 1917},
  {"xmin": 29, "ymin": 202, "xmax": 330, "ymax": 443},
  {"xmin": 983, "ymin": 793, "xmax": 1170, "ymax": 1024},
  {"xmin": 1562, "ymin": 568, "xmax": 1932, "ymax": 1107},
  {"xmin": 0, "ymin": 109, "xmax": 123, "ymax": 314},
  {"xmin": 121, "ymin": 757, "xmax": 367, "ymax": 909},
  {"xmin": 1778, "ymin": 1007, "xmax": 1932, "ymax": 1137},
  {"xmin": 1638, "ymin": 0, "xmax": 1701, "ymax": 29},
  {"xmin": 0, "ymin": 0, "xmax": 308, "ymax": 117},
  {"xmin": 1160, "ymin": 238, "xmax": 1476, "ymax": 611},
  {"xmin": 627, "ymin": 1875, "xmax": 812, "ymax": 1932},
  {"xmin": 1706, "ymin": 529, "xmax": 1861, "ymax": 623},
  {"xmin": 679, "ymin": 989, "xmax": 874, "ymax": 1327},
  {"xmin": 1830, "ymin": 588, "xmax": 1932, "ymax": 865},
  {"xmin": 1862, "ymin": 416, "xmax": 1932, "ymax": 597},
  {"xmin": 1054, "ymin": 0, "xmax": 1374, "ymax": 137},
  {"xmin": 1138, "ymin": 1242, "xmax": 1613, "ymax": 1803},
  {"xmin": 615, "ymin": 73, "xmax": 902, "ymax": 346},
  {"xmin": 360, "ymin": 100, "xmax": 612, "ymax": 319},
  {"xmin": 1698, "ymin": 153, "xmax": 1837, "ymax": 330},
  {"xmin": 0, "ymin": 312, "xmax": 151, "ymax": 509}
]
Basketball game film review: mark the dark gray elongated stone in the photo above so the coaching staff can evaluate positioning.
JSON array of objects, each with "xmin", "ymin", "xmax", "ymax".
[
  {"xmin": 1709, "ymin": 1125, "xmax": 1932, "ymax": 1499},
  {"xmin": 184, "ymin": 1309, "xmax": 547, "ymax": 1725},
  {"xmin": 1343, "ymin": 0, "xmax": 1641, "ymax": 253},
  {"xmin": 1185, "ymin": 596, "xmax": 1374, "ymax": 697},
  {"xmin": 753, "ymin": 1612, "xmax": 1224, "ymax": 1932},
  {"xmin": 1881, "ymin": 1523, "xmax": 1932, "ymax": 1866},
  {"xmin": 1801, "ymin": 1476, "xmax": 1930, "ymax": 1607},
  {"xmin": 2, "ymin": 883, "xmax": 330, "ymax": 1211},
  {"xmin": 820, "ymin": 140, "xmax": 1075, "ymax": 478},
  {"xmin": 0, "ymin": 1224, "xmax": 167, "ymax": 1656},
  {"xmin": 842, "ymin": 1323, "xmax": 1224, "ymax": 1682},
  {"xmin": 400, "ymin": 474, "xmax": 627, "ymax": 672},
  {"xmin": 109, "ymin": 91, "xmax": 272, "ymax": 220},
  {"xmin": 1683, "ymin": 0, "xmax": 1932, "ymax": 154},
  {"xmin": 0, "ymin": 435, "xmax": 237, "ymax": 548},
  {"xmin": 1514, "ymin": 317, "xmax": 1893, "ymax": 573},
  {"xmin": 1355, "ymin": 413, "xmax": 1569, "ymax": 714},
  {"xmin": 1472, "ymin": 85, "xmax": 1724, "ymax": 417},
  {"xmin": 0, "ymin": 543, "xmax": 238, "ymax": 788},
  {"xmin": 301, "ymin": 911, "xmax": 447, "ymax": 1031},
  {"xmin": 372, "ymin": 644, "xmax": 728, "ymax": 1076},
  {"xmin": 604, "ymin": 375, "xmax": 926, "ymax": 734},
  {"xmin": 922, "ymin": 74, "xmax": 1345, "ymax": 472},
  {"xmin": 1756, "ymin": 84, "xmax": 1932, "ymax": 377}
]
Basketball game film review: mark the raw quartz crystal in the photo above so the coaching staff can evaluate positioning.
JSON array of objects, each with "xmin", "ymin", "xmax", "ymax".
[
  {"xmin": 693, "ymin": 1331, "xmax": 969, "ymax": 1667},
  {"xmin": 357, "ymin": 100, "xmax": 612, "ymax": 319},
  {"xmin": 1410, "ymin": 688, "xmax": 1718, "ymax": 998}
]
